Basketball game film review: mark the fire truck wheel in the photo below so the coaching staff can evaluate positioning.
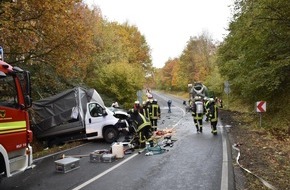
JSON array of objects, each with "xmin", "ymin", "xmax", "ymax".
[{"xmin": 104, "ymin": 127, "xmax": 119, "ymax": 143}]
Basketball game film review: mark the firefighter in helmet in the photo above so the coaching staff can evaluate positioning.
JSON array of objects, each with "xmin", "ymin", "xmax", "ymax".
[
  {"xmin": 131, "ymin": 100, "xmax": 143, "ymax": 115},
  {"xmin": 149, "ymin": 99, "xmax": 161, "ymax": 131},
  {"xmin": 208, "ymin": 98, "xmax": 218, "ymax": 135},
  {"xmin": 191, "ymin": 96, "xmax": 204, "ymax": 133},
  {"xmin": 142, "ymin": 100, "xmax": 150, "ymax": 119},
  {"xmin": 127, "ymin": 108, "xmax": 153, "ymax": 148}
]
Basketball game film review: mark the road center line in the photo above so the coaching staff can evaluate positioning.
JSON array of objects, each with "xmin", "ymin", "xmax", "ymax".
[{"xmin": 72, "ymin": 153, "xmax": 139, "ymax": 190}]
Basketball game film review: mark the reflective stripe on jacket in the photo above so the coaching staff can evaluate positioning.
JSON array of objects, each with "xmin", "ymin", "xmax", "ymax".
[
  {"xmin": 134, "ymin": 113, "xmax": 151, "ymax": 132},
  {"xmin": 209, "ymin": 103, "xmax": 218, "ymax": 122},
  {"xmin": 150, "ymin": 104, "xmax": 160, "ymax": 119}
]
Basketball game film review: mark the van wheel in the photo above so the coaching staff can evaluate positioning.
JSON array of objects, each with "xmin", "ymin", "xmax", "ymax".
[{"xmin": 104, "ymin": 127, "xmax": 119, "ymax": 143}]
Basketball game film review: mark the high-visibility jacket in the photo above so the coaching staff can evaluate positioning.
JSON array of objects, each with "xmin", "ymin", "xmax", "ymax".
[
  {"xmin": 142, "ymin": 106, "xmax": 150, "ymax": 119},
  {"xmin": 129, "ymin": 112, "xmax": 151, "ymax": 132},
  {"xmin": 150, "ymin": 103, "xmax": 160, "ymax": 119},
  {"xmin": 204, "ymin": 100, "xmax": 210, "ymax": 111},
  {"xmin": 129, "ymin": 112, "xmax": 153, "ymax": 143},
  {"xmin": 208, "ymin": 103, "xmax": 218, "ymax": 122}
]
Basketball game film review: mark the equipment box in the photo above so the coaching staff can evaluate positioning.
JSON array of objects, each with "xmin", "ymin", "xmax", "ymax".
[
  {"xmin": 90, "ymin": 152, "xmax": 103, "ymax": 163},
  {"xmin": 55, "ymin": 157, "xmax": 80, "ymax": 173},
  {"xmin": 102, "ymin": 154, "xmax": 115, "ymax": 163}
]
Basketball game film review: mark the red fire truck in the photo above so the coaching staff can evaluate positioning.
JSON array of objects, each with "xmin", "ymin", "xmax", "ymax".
[{"xmin": 0, "ymin": 47, "xmax": 33, "ymax": 178}]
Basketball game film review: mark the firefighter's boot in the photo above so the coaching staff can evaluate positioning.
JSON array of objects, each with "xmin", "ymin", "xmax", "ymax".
[{"xmin": 211, "ymin": 126, "xmax": 217, "ymax": 135}]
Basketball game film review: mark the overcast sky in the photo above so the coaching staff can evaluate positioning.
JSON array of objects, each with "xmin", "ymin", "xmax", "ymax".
[{"xmin": 84, "ymin": 0, "xmax": 233, "ymax": 68}]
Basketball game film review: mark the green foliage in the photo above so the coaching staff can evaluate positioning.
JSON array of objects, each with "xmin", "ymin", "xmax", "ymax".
[
  {"xmin": 217, "ymin": 0, "xmax": 290, "ymax": 114},
  {"xmin": 85, "ymin": 21, "xmax": 152, "ymax": 107},
  {"xmin": 89, "ymin": 21, "xmax": 152, "ymax": 71},
  {"xmin": 156, "ymin": 0, "xmax": 289, "ymax": 133},
  {"xmin": 91, "ymin": 62, "xmax": 145, "ymax": 108},
  {"xmin": 204, "ymin": 66, "xmax": 224, "ymax": 97}
]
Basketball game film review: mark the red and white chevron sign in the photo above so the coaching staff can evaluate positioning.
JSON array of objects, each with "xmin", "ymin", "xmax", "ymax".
[{"xmin": 256, "ymin": 101, "xmax": 266, "ymax": 112}]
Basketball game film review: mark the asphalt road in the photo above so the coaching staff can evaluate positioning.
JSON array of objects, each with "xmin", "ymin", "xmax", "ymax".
[{"xmin": 0, "ymin": 91, "xmax": 234, "ymax": 190}]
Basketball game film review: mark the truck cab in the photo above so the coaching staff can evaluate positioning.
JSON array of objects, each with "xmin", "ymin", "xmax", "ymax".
[
  {"xmin": 0, "ymin": 47, "xmax": 33, "ymax": 178},
  {"xmin": 86, "ymin": 102, "xmax": 128, "ymax": 143}
]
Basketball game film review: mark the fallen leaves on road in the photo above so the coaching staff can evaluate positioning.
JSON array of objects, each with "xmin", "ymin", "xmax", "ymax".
[{"xmin": 220, "ymin": 109, "xmax": 290, "ymax": 190}]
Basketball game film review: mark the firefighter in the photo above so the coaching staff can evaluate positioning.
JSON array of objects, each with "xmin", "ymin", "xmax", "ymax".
[
  {"xmin": 127, "ymin": 108, "xmax": 153, "ymax": 148},
  {"xmin": 215, "ymin": 97, "xmax": 223, "ymax": 108},
  {"xmin": 149, "ymin": 99, "xmax": 161, "ymax": 131},
  {"xmin": 142, "ymin": 100, "xmax": 150, "ymax": 119},
  {"xmin": 204, "ymin": 97, "xmax": 211, "ymax": 122},
  {"xmin": 191, "ymin": 96, "xmax": 204, "ymax": 133},
  {"xmin": 133, "ymin": 100, "xmax": 144, "ymax": 115},
  {"xmin": 208, "ymin": 98, "xmax": 218, "ymax": 135},
  {"xmin": 167, "ymin": 99, "xmax": 172, "ymax": 113},
  {"xmin": 219, "ymin": 98, "xmax": 223, "ymax": 109}
]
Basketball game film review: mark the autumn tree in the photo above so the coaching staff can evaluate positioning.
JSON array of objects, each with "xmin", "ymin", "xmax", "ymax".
[
  {"xmin": 217, "ymin": 0, "xmax": 290, "ymax": 114},
  {"xmin": 179, "ymin": 33, "xmax": 215, "ymax": 84},
  {"xmin": 87, "ymin": 20, "xmax": 151, "ymax": 70},
  {"xmin": 157, "ymin": 33, "xmax": 217, "ymax": 92},
  {"xmin": 0, "ymin": 0, "xmax": 99, "ymax": 98},
  {"xmin": 86, "ymin": 19, "xmax": 152, "ymax": 105},
  {"xmin": 155, "ymin": 58, "xmax": 187, "ymax": 91}
]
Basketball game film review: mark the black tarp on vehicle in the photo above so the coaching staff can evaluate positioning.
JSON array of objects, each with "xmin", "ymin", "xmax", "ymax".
[{"xmin": 30, "ymin": 87, "xmax": 105, "ymax": 138}]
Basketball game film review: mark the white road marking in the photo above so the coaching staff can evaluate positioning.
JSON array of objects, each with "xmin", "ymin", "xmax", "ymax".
[
  {"xmin": 72, "ymin": 152, "xmax": 140, "ymax": 190},
  {"xmin": 220, "ymin": 125, "xmax": 229, "ymax": 190}
]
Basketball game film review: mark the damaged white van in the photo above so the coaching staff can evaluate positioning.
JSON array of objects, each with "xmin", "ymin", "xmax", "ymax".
[{"xmin": 31, "ymin": 87, "xmax": 129, "ymax": 147}]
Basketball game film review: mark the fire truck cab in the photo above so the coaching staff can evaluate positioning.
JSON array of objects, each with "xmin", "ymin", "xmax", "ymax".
[{"xmin": 0, "ymin": 47, "xmax": 33, "ymax": 178}]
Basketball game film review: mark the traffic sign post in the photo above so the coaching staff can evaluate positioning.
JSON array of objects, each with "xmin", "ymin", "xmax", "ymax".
[
  {"xmin": 188, "ymin": 83, "xmax": 192, "ymax": 99},
  {"xmin": 256, "ymin": 101, "xmax": 266, "ymax": 127},
  {"xmin": 256, "ymin": 101, "xmax": 266, "ymax": 112},
  {"xmin": 224, "ymin": 81, "xmax": 230, "ymax": 108}
]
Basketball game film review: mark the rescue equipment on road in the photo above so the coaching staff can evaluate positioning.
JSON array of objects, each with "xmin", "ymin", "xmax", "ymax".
[
  {"xmin": 112, "ymin": 142, "xmax": 125, "ymax": 158},
  {"xmin": 55, "ymin": 157, "xmax": 80, "ymax": 173}
]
